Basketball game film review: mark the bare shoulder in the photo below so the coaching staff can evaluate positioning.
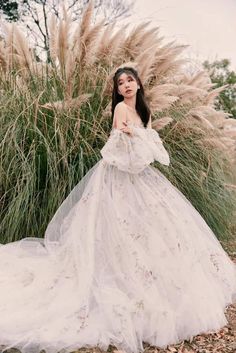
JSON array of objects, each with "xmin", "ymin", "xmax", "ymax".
[
  {"xmin": 114, "ymin": 101, "xmax": 127, "ymax": 112},
  {"xmin": 113, "ymin": 101, "xmax": 127, "ymax": 128}
]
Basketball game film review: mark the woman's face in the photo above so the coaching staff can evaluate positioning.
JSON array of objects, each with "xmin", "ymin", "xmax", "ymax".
[{"xmin": 116, "ymin": 72, "xmax": 140, "ymax": 99}]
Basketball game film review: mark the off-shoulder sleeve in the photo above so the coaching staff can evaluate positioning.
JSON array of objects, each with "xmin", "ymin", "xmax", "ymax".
[
  {"xmin": 100, "ymin": 126, "xmax": 170, "ymax": 174},
  {"xmin": 145, "ymin": 128, "xmax": 170, "ymax": 166}
]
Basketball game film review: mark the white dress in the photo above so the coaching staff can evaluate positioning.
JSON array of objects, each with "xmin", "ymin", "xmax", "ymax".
[{"xmin": 0, "ymin": 118, "xmax": 236, "ymax": 353}]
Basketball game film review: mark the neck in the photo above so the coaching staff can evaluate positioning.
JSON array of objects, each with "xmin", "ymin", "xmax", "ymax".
[{"xmin": 123, "ymin": 97, "xmax": 136, "ymax": 110}]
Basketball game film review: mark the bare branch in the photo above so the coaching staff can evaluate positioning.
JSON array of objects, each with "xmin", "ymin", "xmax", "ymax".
[{"xmin": 12, "ymin": 0, "xmax": 134, "ymax": 59}]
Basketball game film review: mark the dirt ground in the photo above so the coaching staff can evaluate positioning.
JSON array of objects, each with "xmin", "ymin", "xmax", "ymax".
[{"xmin": 76, "ymin": 297, "xmax": 236, "ymax": 353}]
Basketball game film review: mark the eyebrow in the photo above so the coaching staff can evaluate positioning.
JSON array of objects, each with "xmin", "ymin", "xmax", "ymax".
[{"xmin": 118, "ymin": 75, "xmax": 133, "ymax": 83}]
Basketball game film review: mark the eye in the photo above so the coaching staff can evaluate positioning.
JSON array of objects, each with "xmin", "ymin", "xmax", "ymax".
[{"xmin": 129, "ymin": 75, "xmax": 135, "ymax": 80}]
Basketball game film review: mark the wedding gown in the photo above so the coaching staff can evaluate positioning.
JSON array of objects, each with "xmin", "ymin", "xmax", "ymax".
[{"xmin": 1, "ymin": 118, "xmax": 236, "ymax": 353}]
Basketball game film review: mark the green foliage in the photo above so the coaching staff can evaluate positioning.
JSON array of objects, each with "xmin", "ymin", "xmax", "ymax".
[
  {"xmin": 157, "ymin": 111, "xmax": 236, "ymax": 241},
  {"xmin": 203, "ymin": 59, "xmax": 236, "ymax": 118},
  {"xmin": 1, "ymin": 75, "xmax": 235, "ymax": 243},
  {"xmin": 0, "ymin": 0, "xmax": 20, "ymax": 21},
  {"xmin": 0, "ymin": 13, "xmax": 236, "ymax": 245},
  {"xmin": 0, "ymin": 72, "xmax": 109, "ymax": 243}
]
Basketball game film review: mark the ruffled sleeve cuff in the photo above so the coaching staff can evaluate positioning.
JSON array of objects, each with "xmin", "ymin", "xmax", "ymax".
[{"xmin": 144, "ymin": 128, "xmax": 170, "ymax": 166}]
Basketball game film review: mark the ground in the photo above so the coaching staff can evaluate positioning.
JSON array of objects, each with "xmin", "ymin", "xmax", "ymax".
[{"xmin": 76, "ymin": 296, "xmax": 236, "ymax": 353}]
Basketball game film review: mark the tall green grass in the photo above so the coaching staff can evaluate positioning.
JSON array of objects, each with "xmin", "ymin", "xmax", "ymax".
[
  {"xmin": 157, "ymin": 107, "xmax": 236, "ymax": 241},
  {"xmin": 0, "ymin": 71, "xmax": 109, "ymax": 242},
  {"xmin": 1, "ymin": 74, "xmax": 235, "ymax": 244},
  {"xmin": 0, "ymin": 4, "xmax": 236, "ymax": 245}
]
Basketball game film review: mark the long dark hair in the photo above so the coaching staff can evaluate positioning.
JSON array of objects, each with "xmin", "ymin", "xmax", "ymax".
[{"xmin": 111, "ymin": 66, "xmax": 151, "ymax": 128}]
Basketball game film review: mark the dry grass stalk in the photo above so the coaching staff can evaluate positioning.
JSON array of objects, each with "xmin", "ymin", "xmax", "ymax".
[
  {"xmin": 146, "ymin": 84, "xmax": 179, "ymax": 111},
  {"xmin": 4, "ymin": 24, "xmax": 15, "ymax": 72},
  {"xmin": 0, "ymin": 41, "xmax": 7, "ymax": 71},
  {"xmin": 222, "ymin": 119, "xmax": 236, "ymax": 129},
  {"xmin": 152, "ymin": 117, "xmax": 173, "ymax": 131},
  {"xmin": 41, "ymin": 94, "xmax": 91, "ymax": 112},
  {"xmin": 204, "ymin": 84, "xmax": 229, "ymax": 106},
  {"xmin": 136, "ymin": 46, "xmax": 159, "ymax": 84},
  {"xmin": 189, "ymin": 106, "xmax": 228, "ymax": 128},
  {"xmin": 217, "ymin": 136, "xmax": 236, "ymax": 149},
  {"xmin": 95, "ymin": 23, "xmax": 114, "ymax": 59},
  {"xmin": 201, "ymin": 137, "xmax": 230, "ymax": 150},
  {"xmin": 224, "ymin": 183, "xmax": 236, "ymax": 190},
  {"xmin": 78, "ymin": 19, "xmax": 105, "ymax": 66},
  {"xmin": 11, "ymin": 25, "xmax": 34, "ymax": 72},
  {"xmin": 49, "ymin": 14, "xmax": 58, "ymax": 64},
  {"xmin": 187, "ymin": 113, "xmax": 215, "ymax": 130},
  {"xmin": 223, "ymin": 130, "xmax": 236, "ymax": 139},
  {"xmin": 57, "ymin": 12, "xmax": 71, "ymax": 74},
  {"xmin": 175, "ymin": 85, "xmax": 206, "ymax": 105},
  {"xmin": 0, "ymin": 0, "xmax": 235, "ymax": 169},
  {"xmin": 185, "ymin": 70, "xmax": 214, "ymax": 90},
  {"xmin": 97, "ymin": 25, "xmax": 128, "ymax": 64},
  {"xmin": 123, "ymin": 22, "xmax": 154, "ymax": 57},
  {"xmin": 79, "ymin": 0, "xmax": 94, "ymax": 39}
]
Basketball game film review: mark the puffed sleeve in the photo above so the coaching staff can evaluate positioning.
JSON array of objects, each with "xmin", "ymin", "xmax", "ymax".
[
  {"xmin": 100, "ymin": 126, "xmax": 170, "ymax": 174},
  {"xmin": 145, "ymin": 128, "xmax": 170, "ymax": 166}
]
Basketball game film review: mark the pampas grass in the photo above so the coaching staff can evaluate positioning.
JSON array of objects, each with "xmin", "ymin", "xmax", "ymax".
[{"xmin": 0, "ymin": 1, "xmax": 236, "ymax": 244}]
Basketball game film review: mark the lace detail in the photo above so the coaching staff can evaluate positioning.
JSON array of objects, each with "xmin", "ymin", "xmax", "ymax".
[{"xmin": 100, "ymin": 126, "xmax": 170, "ymax": 174}]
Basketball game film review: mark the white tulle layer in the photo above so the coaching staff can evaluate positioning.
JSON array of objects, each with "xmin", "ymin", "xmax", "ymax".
[{"xmin": 1, "ymin": 160, "xmax": 236, "ymax": 353}]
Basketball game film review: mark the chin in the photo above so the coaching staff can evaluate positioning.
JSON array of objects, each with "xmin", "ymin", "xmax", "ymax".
[{"xmin": 125, "ymin": 93, "xmax": 135, "ymax": 98}]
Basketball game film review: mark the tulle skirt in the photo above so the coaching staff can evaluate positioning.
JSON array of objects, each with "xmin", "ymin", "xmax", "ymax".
[{"xmin": 0, "ymin": 159, "xmax": 236, "ymax": 353}]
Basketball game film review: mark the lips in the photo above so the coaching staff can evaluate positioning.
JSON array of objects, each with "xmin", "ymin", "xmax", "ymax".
[{"xmin": 126, "ymin": 89, "xmax": 132, "ymax": 93}]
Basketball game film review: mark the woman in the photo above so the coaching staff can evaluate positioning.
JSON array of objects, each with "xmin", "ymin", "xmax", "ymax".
[{"xmin": 0, "ymin": 66, "xmax": 236, "ymax": 353}]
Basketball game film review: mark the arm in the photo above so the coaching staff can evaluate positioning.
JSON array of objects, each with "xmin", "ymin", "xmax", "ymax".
[
  {"xmin": 101, "ymin": 104, "xmax": 170, "ymax": 173},
  {"xmin": 113, "ymin": 103, "xmax": 133, "ymax": 136}
]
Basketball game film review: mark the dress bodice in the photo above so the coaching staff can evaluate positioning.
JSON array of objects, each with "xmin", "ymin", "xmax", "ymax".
[
  {"xmin": 111, "ymin": 120, "xmax": 144, "ymax": 133},
  {"xmin": 126, "ymin": 119, "xmax": 144, "ymax": 129}
]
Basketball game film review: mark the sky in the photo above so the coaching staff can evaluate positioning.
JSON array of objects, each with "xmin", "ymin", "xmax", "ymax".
[{"xmin": 121, "ymin": 0, "xmax": 236, "ymax": 71}]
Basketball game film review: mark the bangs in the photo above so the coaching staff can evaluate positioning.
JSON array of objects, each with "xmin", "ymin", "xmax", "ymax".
[{"xmin": 117, "ymin": 71, "xmax": 136, "ymax": 84}]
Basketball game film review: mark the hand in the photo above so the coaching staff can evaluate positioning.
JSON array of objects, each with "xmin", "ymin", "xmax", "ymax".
[{"xmin": 120, "ymin": 122, "xmax": 133, "ymax": 136}]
